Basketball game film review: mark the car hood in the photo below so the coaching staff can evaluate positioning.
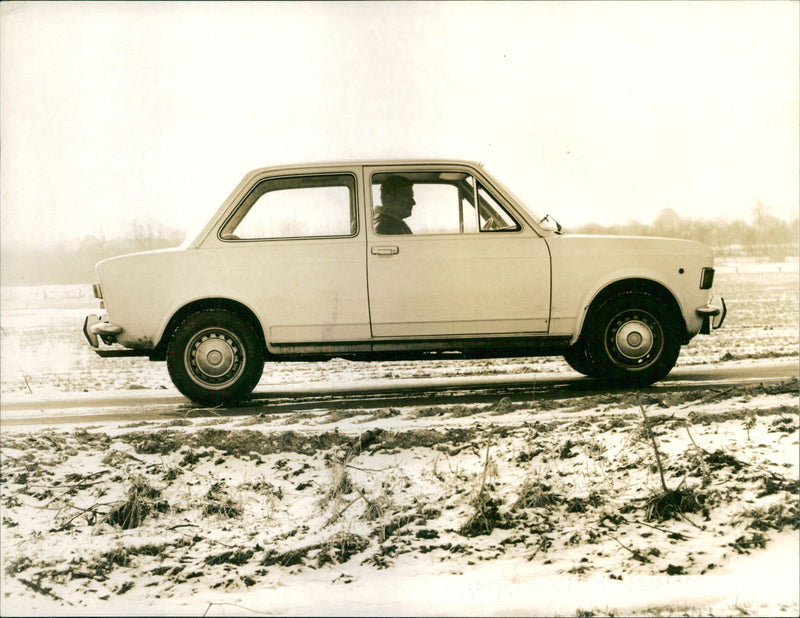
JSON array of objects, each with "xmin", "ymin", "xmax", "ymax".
[
  {"xmin": 95, "ymin": 246, "xmax": 185, "ymax": 273},
  {"xmin": 548, "ymin": 234, "xmax": 713, "ymax": 260}
]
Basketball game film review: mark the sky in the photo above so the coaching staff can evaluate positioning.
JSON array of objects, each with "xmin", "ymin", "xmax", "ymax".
[{"xmin": 1, "ymin": 1, "xmax": 798, "ymax": 246}]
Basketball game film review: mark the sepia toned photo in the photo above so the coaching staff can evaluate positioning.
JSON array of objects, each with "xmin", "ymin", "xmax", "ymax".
[{"xmin": 1, "ymin": 2, "xmax": 798, "ymax": 616}]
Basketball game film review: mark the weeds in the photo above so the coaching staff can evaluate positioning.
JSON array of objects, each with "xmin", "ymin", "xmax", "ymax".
[
  {"xmin": 260, "ymin": 532, "xmax": 369, "ymax": 568},
  {"xmin": 316, "ymin": 532, "xmax": 370, "ymax": 566},
  {"xmin": 106, "ymin": 477, "xmax": 169, "ymax": 530},
  {"xmin": 326, "ymin": 466, "xmax": 354, "ymax": 502},
  {"xmin": 770, "ymin": 416, "xmax": 799, "ymax": 434},
  {"xmin": 733, "ymin": 501, "xmax": 800, "ymax": 532},
  {"xmin": 636, "ymin": 404, "xmax": 710, "ymax": 523},
  {"xmin": 558, "ymin": 439, "xmax": 582, "ymax": 459},
  {"xmin": 488, "ymin": 397, "xmax": 517, "ymax": 415},
  {"xmin": 757, "ymin": 474, "xmax": 799, "ymax": 497},
  {"xmin": 370, "ymin": 513, "xmax": 418, "ymax": 541},
  {"xmin": 743, "ymin": 411, "xmax": 758, "ymax": 441},
  {"xmin": 460, "ymin": 440, "xmax": 506, "ymax": 537},
  {"xmin": 202, "ymin": 482, "xmax": 243, "ymax": 518},
  {"xmin": 704, "ymin": 450, "xmax": 745, "ymax": 472},
  {"xmin": 205, "ymin": 549, "xmax": 254, "ymax": 566},
  {"xmin": 729, "ymin": 531, "xmax": 770, "ymax": 554},
  {"xmin": 609, "ymin": 535, "xmax": 651, "ymax": 564},
  {"xmin": 688, "ymin": 404, "xmax": 799, "ymax": 426},
  {"xmin": 238, "ymin": 478, "xmax": 284, "ymax": 500},
  {"xmin": 5, "ymin": 555, "xmax": 33, "ymax": 577},
  {"xmin": 460, "ymin": 491, "xmax": 504, "ymax": 537},
  {"xmin": 122, "ymin": 428, "xmax": 353, "ymax": 457},
  {"xmin": 261, "ymin": 546, "xmax": 309, "ymax": 568},
  {"xmin": 566, "ymin": 492, "xmax": 605, "ymax": 513},
  {"xmin": 362, "ymin": 494, "xmax": 392, "ymax": 522},
  {"xmin": 514, "ymin": 480, "xmax": 562, "ymax": 510},
  {"xmin": 644, "ymin": 487, "xmax": 706, "ymax": 522},
  {"xmin": 319, "ymin": 431, "xmax": 402, "ymax": 529},
  {"xmin": 683, "ymin": 422, "xmax": 711, "ymax": 487},
  {"xmin": 638, "ymin": 405, "xmax": 668, "ymax": 493}
]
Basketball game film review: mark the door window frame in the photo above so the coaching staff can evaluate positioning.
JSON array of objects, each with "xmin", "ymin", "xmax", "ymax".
[
  {"xmin": 366, "ymin": 165, "xmax": 528, "ymax": 238},
  {"xmin": 218, "ymin": 172, "xmax": 360, "ymax": 242}
]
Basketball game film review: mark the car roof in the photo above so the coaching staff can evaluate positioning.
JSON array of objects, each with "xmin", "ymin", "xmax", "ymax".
[{"xmin": 243, "ymin": 159, "xmax": 484, "ymax": 176}]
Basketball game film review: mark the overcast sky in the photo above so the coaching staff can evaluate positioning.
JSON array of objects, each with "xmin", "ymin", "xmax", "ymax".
[{"xmin": 1, "ymin": 1, "xmax": 797, "ymax": 246}]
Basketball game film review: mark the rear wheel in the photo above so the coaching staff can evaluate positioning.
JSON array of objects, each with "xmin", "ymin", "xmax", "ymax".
[
  {"xmin": 166, "ymin": 309, "xmax": 264, "ymax": 405},
  {"xmin": 584, "ymin": 292, "xmax": 681, "ymax": 386}
]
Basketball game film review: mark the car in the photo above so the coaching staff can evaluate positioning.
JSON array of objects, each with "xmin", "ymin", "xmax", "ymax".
[{"xmin": 83, "ymin": 160, "xmax": 726, "ymax": 405}]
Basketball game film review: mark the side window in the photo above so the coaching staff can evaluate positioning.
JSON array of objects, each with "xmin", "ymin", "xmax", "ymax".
[
  {"xmin": 478, "ymin": 183, "xmax": 520, "ymax": 232},
  {"xmin": 371, "ymin": 172, "xmax": 478, "ymax": 235},
  {"xmin": 220, "ymin": 174, "xmax": 356, "ymax": 240},
  {"xmin": 370, "ymin": 171, "xmax": 519, "ymax": 235}
]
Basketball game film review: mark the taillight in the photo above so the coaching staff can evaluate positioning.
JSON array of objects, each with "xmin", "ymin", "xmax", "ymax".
[
  {"xmin": 700, "ymin": 268, "xmax": 714, "ymax": 290},
  {"xmin": 92, "ymin": 283, "xmax": 103, "ymax": 299}
]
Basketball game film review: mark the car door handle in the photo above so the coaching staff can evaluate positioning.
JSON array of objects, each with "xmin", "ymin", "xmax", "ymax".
[{"xmin": 371, "ymin": 246, "xmax": 399, "ymax": 256}]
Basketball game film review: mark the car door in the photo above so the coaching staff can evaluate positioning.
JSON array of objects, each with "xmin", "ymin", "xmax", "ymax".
[
  {"xmin": 365, "ymin": 165, "xmax": 551, "ymax": 338},
  {"xmin": 215, "ymin": 169, "xmax": 371, "ymax": 344}
]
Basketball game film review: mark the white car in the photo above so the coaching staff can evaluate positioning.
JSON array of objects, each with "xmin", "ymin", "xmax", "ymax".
[{"xmin": 83, "ymin": 160, "xmax": 726, "ymax": 405}]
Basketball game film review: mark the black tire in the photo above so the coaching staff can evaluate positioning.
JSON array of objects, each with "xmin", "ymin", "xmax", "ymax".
[
  {"xmin": 563, "ymin": 339, "xmax": 600, "ymax": 377},
  {"xmin": 584, "ymin": 292, "xmax": 681, "ymax": 387},
  {"xmin": 166, "ymin": 309, "xmax": 264, "ymax": 406}
]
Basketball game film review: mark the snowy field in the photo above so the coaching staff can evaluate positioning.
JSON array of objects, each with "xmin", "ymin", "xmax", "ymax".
[{"xmin": 1, "ymin": 257, "xmax": 798, "ymax": 616}]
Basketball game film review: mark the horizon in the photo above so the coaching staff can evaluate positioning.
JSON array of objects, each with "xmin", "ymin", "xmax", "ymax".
[
  {"xmin": 1, "ymin": 206, "xmax": 797, "ymax": 253},
  {"xmin": 1, "ymin": 206, "xmax": 798, "ymax": 251}
]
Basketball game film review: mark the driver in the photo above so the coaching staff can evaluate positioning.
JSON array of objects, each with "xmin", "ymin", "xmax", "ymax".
[{"xmin": 374, "ymin": 176, "xmax": 415, "ymax": 235}]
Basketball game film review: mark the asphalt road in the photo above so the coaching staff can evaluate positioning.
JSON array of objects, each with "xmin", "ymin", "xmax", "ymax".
[{"xmin": 1, "ymin": 359, "xmax": 797, "ymax": 428}]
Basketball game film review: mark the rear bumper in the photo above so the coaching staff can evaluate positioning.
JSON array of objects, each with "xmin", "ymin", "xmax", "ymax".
[
  {"xmin": 83, "ymin": 314, "xmax": 149, "ymax": 357},
  {"xmin": 696, "ymin": 296, "xmax": 727, "ymax": 334},
  {"xmin": 83, "ymin": 314, "xmax": 122, "ymax": 347}
]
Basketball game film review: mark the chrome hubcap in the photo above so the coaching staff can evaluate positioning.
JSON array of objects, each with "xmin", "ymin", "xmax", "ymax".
[
  {"xmin": 615, "ymin": 320, "xmax": 654, "ymax": 359},
  {"xmin": 605, "ymin": 309, "xmax": 662, "ymax": 370},
  {"xmin": 185, "ymin": 328, "xmax": 244, "ymax": 390}
]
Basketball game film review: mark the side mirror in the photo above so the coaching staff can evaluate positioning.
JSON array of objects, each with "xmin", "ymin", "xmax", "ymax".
[{"xmin": 539, "ymin": 214, "xmax": 563, "ymax": 234}]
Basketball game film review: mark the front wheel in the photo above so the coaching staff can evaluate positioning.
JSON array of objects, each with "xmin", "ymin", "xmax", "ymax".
[
  {"xmin": 167, "ymin": 309, "xmax": 264, "ymax": 405},
  {"xmin": 584, "ymin": 292, "xmax": 681, "ymax": 387}
]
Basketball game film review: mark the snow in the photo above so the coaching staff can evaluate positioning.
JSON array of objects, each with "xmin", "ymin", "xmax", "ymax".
[
  {"xmin": 2, "ymin": 384, "xmax": 798, "ymax": 616},
  {"xmin": 27, "ymin": 533, "xmax": 792, "ymax": 617},
  {"xmin": 1, "ymin": 256, "xmax": 798, "ymax": 616}
]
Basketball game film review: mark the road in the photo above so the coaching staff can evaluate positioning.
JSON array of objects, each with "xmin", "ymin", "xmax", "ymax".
[{"xmin": 1, "ymin": 359, "xmax": 797, "ymax": 428}]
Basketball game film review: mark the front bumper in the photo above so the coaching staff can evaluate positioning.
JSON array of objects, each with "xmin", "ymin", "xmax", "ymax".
[
  {"xmin": 83, "ymin": 314, "xmax": 148, "ymax": 357},
  {"xmin": 696, "ymin": 296, "xmax": 727, "ymax": 334}
]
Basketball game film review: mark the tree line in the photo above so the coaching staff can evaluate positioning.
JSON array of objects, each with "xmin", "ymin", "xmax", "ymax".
[
  {"xmin": 575, "ymin": 206, "xmax": 798, "ymax": 261},
  {"xmin": 1, "ymin": 220, "xmax": 186, "ymax": 286},
  {"xmin": 1, "ymin": 211, "xmax": 797, "ymax": 286}
]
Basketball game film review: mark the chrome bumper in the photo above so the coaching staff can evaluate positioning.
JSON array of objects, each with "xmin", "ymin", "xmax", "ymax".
[
  {"xmin": 696, "ymin": 296, "xmax": 727, "ymax": 334},
  {"xmin": 83, "ymin": 314, "xmax": 123, "ymax": 348},
  {"xmin": 83, "ymin": 314, "xmax": 151, "ymax": 357}
]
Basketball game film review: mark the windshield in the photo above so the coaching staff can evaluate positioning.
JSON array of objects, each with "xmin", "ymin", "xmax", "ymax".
[
  {"xmin": 482, "ymin": 166, "xmax": 542, "ymax": 222},
  {"xmin": 482, "ymin": 166, "xmax": 565, "ymax": 233}
]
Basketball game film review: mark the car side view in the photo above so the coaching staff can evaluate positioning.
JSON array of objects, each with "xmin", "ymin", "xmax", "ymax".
[{"xmin": 83, "ymin": 160, "xmax": 726, "ymax": 405}]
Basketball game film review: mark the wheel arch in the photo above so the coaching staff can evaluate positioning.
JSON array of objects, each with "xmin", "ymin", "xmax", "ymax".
[
  {"xmin": 576, "ymin": 278, "xmax": 688, "ymax": 344},
  {"xmin": 152, "ymin": 298, "xmax": 266, "ymax": 360}
]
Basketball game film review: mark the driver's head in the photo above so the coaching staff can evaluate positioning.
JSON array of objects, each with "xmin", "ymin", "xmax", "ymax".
[{"xmin": 380, "ymin": 176, "xmax": 415, "ymax": 219}]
